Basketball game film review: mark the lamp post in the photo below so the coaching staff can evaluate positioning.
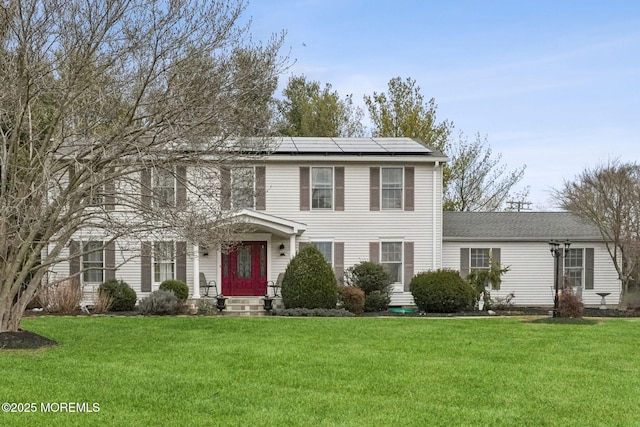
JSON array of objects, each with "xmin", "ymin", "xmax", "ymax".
[{"xmin": 549, "ymin": 239, "xmax": 571, "ymax": 318}]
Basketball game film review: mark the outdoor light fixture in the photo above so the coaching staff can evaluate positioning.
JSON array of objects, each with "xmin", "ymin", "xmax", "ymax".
[
  {"xmin": 279, "ymin": 243, "xmax": 286, "ymax": 256},
  {"xmin": 548, "ymin": 239, "xmax": 571, "ymax": 317}
]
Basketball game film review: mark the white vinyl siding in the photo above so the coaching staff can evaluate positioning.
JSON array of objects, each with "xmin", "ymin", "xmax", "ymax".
[{"xmin": 443, "ymin": 241, "xmax": 620, "ymax": 307}]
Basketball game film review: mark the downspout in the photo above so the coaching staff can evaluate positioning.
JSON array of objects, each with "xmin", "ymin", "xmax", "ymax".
[{"xmin": 433, "ymin": 161, "xmax": 439, "ymax": 270}]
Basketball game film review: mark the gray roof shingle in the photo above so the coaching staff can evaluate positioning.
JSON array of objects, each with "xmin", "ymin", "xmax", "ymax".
[{"xmin": 443, "ymin": 212, "xmax": 603, "ymax": 242}]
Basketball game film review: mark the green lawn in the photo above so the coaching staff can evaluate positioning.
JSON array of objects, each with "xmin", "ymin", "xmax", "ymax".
[{"xmin": 1, "ymin": 316, "xmax": 639, "ymax": 426}]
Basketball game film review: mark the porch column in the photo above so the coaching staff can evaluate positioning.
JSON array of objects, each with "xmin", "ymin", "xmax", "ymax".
[
  {"xmin": 192, "ymin": 244, "xmax": 201, "ymax": 299},
  {"xmin": 289, "ymin": 235, "xmax": 296, "ymax": 260}
]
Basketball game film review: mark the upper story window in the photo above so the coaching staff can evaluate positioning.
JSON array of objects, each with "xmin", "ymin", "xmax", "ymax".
[
  {"xmin": 312, "ymin": 167, "xmax": 333, "ymax": 210},
  {"xmin": 153, "ymin": 241, "xmax": 175, "ymax": 283},
  {"xmin": 82, "ymin": 241, "xmax": 104, "ymax": 283},
  {"xmin": 153, "ymin": 168, "xmax": 175, "ymax": 208},
  {"xmin": 564, "ymin": 248, "xmax": 583, "ymax": 288},
  {"xmin": 381, "ymin": 167, "xmax": 403, "ymax": 209},
  {"xmin": 232, "ymin": 167, "xmax": 255, "ymax": 209},
  {"xmin": 470, "ymin": 248, "xmax": 491, "ymax": 272}
]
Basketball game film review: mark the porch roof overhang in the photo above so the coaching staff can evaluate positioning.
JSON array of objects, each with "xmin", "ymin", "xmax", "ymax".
[{"xmin": 234, "ymin": 209, "xmax": 307, "ymax": 238}]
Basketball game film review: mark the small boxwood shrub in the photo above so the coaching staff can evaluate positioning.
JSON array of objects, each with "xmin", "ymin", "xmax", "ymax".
[
  {"xmin": 281, "ymin": 245, "xmax": 338, "ymax": 309},
  {"xmin": 345, "ymin": 261, "xmax": 393, "ymax": 312},
  {"xmin": 410, "ymin": 270, "xmax": 475, "ymax": 313},
  {"xmin": 363, "ymin": 290, "xmax": 391, "ymax": 312},
  {"xmin": 138, "ymin": 289, "xmax": 182, "ymax": 315},
  {"xmin": 98, "ymin": 279, "xmax": 137, "ymax": 311},
  {"xmin": 338, "ymin": 286, "xmax": 365, "ymax": 315},
  {"xmin": 159, "ymin": 279, "xmax": 189, "ymax": 302}
]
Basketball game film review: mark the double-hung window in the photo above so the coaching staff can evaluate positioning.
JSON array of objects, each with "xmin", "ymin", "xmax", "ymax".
[
  {"xmin": 82, "ymin": 241, "xmax": 104, "ymax": 283},
  {"xmin": 153, "ymin": 241, "xmax": 175, "ymax": 283},
  {"xmin": 232, "ymin": 167, "xmax": 255, "ymax": 209},
  {"xmin": 470, "ymin": 248, "xmax": 491, "ymax": 272},
  {"xmin": 312, "ymin": 242, "xmax": 333, "ymax": 266},
  {"xmin": 381, "ymin": 242, "xmax": 402, "ymax": 283},
  {"xmin": 381, "ymin": 167, "xmax": 403, "ymax": 210},
  {"xmin": 153, "ymin": 168, "xmax": 175, "ymax": 208},
  {"xmin": 311, "ymin": 167, "xmax": 333, "ymax": 209},
  {"xmin": 564, "ymin": 248, "xmax": 583, "ymax": 289}
]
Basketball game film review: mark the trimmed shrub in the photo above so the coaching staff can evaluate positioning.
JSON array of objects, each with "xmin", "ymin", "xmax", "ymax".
[
  {"xmin": 138, "ymin": 289, "xmax": 182, "ymax": 315},
  {"xmin": 159, "ymin": 279, "xmax": 189, "ymax": 302},
  {"xmin": 410, "ymin": 270, "xmax": 476, "ymax": 313},
  {"xmin": 345, "ymin": 261, "xmax": 393, "ymax": 312},
  {"xmin": 364, "ymin": 290, "xmax": 391, "ymax": 312},
  {"xmin": 338, "ymin": 286, "xmax": 365, "ymax": 315},
  {"xmin": 281, "ymin": 245, "xmax": 338, "ymax": 309},
  {"xmin": 98, "ymin": 279, "xmax": 137, "ymax": 311}
]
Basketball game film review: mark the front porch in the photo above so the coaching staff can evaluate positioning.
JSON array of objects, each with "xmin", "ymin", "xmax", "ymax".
[{"xmin": 189, "ymin": 209, "xmax": 305, "ymax": 304}]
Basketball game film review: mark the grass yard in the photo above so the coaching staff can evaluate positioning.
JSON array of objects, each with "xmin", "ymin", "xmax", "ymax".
[{"xmin": 1, "ymin": 316, "xmax": 639, "ymax": 426}]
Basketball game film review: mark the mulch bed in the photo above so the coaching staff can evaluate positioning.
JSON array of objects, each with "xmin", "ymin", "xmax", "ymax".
[{"xmin": 0, "ymin": 330, "xmax": 58, "ymax": 350}]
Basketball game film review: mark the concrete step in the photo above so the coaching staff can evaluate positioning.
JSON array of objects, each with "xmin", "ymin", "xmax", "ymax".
[{"xmin": 189, "ymin": 296, "xmax": 283, "ymax": 316}]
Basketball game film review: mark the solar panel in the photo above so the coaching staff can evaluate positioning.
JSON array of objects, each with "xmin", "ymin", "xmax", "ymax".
[{"xmin": 271, "ymin": 137, "xmax": 435, "ymax": 155}]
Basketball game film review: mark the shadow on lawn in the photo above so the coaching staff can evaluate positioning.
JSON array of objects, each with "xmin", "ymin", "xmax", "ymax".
[{"xmin": 524, "ymin": 317, "xmax": 600, "ymax": 325}]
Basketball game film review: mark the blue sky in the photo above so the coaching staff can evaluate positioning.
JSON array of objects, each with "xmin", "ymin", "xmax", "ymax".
[{"xmin": 243, "ymin": 0, "xmax": 640, "ymax": 209}]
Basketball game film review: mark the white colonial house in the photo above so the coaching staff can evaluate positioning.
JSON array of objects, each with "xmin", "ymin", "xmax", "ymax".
[{"xmin": 54, "ymin": 137, "xmax": 621, "ymax": 309}]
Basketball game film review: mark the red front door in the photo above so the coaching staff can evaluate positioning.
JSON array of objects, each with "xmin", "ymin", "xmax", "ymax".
[{"xmin": 221, "ymin": 241, "xmax": 267, "ymax": 296}]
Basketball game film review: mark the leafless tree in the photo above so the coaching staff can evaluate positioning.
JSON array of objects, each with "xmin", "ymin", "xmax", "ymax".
[
  {"xmin": 444, "ymin": 132, "xmax": 527, "ymax": 211},
  {"xmin": 0, "ymin": 0, "xmax": 286, "ymax": 332},
  {"xmin": 554, "ymin": 160, "xmax": 640, "ymax": 307}
]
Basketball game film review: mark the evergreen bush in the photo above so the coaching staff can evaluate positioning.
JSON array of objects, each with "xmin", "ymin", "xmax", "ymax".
[
  {"xmin": 410, "ymin": 270, "xmax": 475, "ymax": 313},
  {"xmin": 345, "ymin": 261, "xmax": 393, "ymax": 312},
  {"xmin": 281, "ymin": 245, "xmax": 338, "ymax": 309},
  {"xmin": 98, "ymin": 279, "xmax": 137, "ymax": 311},
  {"xmin": 138, "ymin": 289, "xmax": 182, "ymax": 315},
  {"xmin": 159, "ymin": 279, "xmax": 189, "ymax": 302}
]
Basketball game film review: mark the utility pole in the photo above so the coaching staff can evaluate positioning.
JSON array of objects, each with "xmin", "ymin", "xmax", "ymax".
[{"xmin": 506, "ymin": 201, "xmax": 532, "ymax": 212}]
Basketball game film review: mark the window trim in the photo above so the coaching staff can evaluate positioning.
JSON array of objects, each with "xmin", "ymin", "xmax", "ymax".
[
  {"xmin": 231, "ymin": 166, "xmax": 256, "ymax": 209},
  {"xmin": 81, "ymin": 241, "xmax": 104, "ymax": 284},
  {"xmin": 311, "ymin": 241, "xmax": 334, "ymax": 266},
  {"xmin": 470, "ymin": 248, "xmax": 491, "ymax": 272},
  {"xmin": 563, "ymin": 248, "xmax": 584, "ymax": 289},
  {"xmin": 380, "ymin": 167, "xmax": 404, "ymax": 210},
  {"xmin": 152, "ymin": 167, "xmax": 176, "ymax": 208},
  {"xmin": 153, "ymin": 241, "xmax": 175, "ymax": 284},
  {"xmin": 311, "ymin": 166, "xmax": 334, "ymax": 210},
  {"xmin": 380, "ymin": 240, "xmax": 403, "ymax": 285}
]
